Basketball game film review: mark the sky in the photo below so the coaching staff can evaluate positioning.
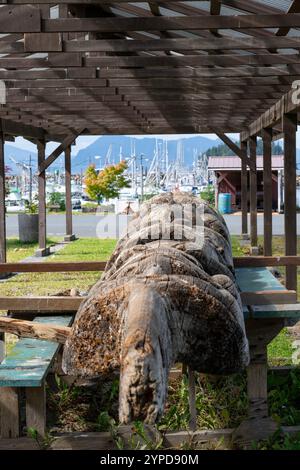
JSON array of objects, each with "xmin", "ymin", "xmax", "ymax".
[{"xmin": 8, "ymin": 131, "xmax": 296, "ymax": 156}]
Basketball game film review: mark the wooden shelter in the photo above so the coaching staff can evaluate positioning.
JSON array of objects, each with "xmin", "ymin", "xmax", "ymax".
[{"xmin": 0, "ymin": 0, "xmax": 300, "ymax": 270}]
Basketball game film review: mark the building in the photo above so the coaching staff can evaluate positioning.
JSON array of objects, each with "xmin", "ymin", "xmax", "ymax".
[{"xmin": 208, "ymin": 155, "xmax": 284, "ymax": 212}]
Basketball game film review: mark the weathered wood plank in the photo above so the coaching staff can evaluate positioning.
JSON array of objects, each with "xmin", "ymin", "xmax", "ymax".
[
  {"xmin": 283, "ymin": 113, "xmax": 297, "ymax": 292},
  {"xmin": 0, "ymin": 297, "xmax": 82, "ymax": 311},
  {"xmin": 24, "ymin": 33, "xmax": 62, "ymax": 52},
  {"xmin": 262, "ymin": 128, "xmax": 273, "ymax": 256},
  {"xmin": 58, "ymin": 36, "xmax": 300, "ymax": 53},
  {"xmin": 37, "ymin": 140, "xmax": 47, "ymax": 252},
  {"xmin": 0, "ymin": 130, "xmax": 6, "ymax": 266},
  {"xmin": 241, "ymin": 291, "xmax": 297, "ymax": 306},
  {"xmin": 240, "ymin": 140, "xmax": 248, "ymax": 237},
  {"xmin": 65, "ymin": 146, "xmax": 74, "ymax": 239},
  {"xmin": 38, "ymin": 129, "xmax": 84, "ymax": 174},
  {"xmin": 0, "ymin": 6, "xmax": 41, "ymax": 33}
]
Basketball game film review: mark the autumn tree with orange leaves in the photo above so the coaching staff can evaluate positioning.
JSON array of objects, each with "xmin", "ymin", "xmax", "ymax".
[{"xmin": 84, "ymin": 161, "xmax": 130, "ymax": 203}]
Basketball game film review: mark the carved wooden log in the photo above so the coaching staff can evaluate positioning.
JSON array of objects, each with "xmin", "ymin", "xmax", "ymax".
[{"xmin": 62, "ymin": 192, "xmax": 249, "ymax": 423}]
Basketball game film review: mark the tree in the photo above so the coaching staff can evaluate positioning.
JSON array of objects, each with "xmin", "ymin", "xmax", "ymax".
[
  {"xmin": 84, "ymin": 161, "xmax": 130, "ymax": 203},
  {"xmin": 206, "ymin": 139, "xmax": 283, "ymax": 157}
]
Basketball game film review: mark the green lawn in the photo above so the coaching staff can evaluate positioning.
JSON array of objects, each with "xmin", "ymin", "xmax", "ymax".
[{"xmin": 6, "ymin": 238, "xmax": 59, "ymax": 263}]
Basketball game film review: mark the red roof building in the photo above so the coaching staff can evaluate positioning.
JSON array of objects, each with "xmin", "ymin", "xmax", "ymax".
[{"xmin": 208, "ymin": 155, "xmax": 284, "ymax": 212}]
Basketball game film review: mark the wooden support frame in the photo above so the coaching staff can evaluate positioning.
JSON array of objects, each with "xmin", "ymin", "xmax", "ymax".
[
  {"xmin": 38, "ymin": 129, "xmax": 84, "ymax": 175},
  {"xmin": 262, "ymin": 128, "xmax": 273, "ymax": 256},
  {"xmin": 283, "ymin": 113, "xmax": 297, "ymax": 291},
  {"xmin": 249, "ymin": 136, "xmax": 258, "ymax": 250},
  {"xmin": 36, "ymin": 140, "xmax": 50, "ymax": 258}
]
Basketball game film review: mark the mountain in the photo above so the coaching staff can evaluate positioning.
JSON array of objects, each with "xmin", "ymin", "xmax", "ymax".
[
  {"xmin": 5, "ymin": 136, "xmax": 300, "ymax": 174},
  {"xmin": 73, "ymin": 135, "xmax": 222, "ymax": 172}
]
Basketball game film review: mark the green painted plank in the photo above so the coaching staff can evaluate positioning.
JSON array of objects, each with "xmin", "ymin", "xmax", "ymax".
[
  {"xmin": 0, "ymin": 316, "xmax": 72, "ymax": 387},
  {"xmin": 251, "ymin": 304, "xmax": 300, "ymax": 319},
  {"xmin": 236, "ymin": 267, "xmax": 285, "ymax": 293}
]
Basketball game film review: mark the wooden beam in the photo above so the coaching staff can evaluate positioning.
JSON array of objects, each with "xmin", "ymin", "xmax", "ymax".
[
  {"xmin": 234, "ymin": 256, "xmax": 300, "ymax": 267},
  {"xmin": 43, "ymin": 14, "xmax": 300, "ymax": 33},
  {"xmin": 38, "ymin": 129, "xmax": 84, "ymax": 174},
  {"xmin": 262, "ymin": 128, "xmax": 272, "ymax": 256},
  {"xmin": 283, "ymin": 113, "xmax": 297, "ymax": 292},
  {"xmin": 0, "ymin": 317, "xmax": 71, "ymax": 344},
  {"xmin": 249, "ymin": 136, "xmax": 258, "ymax": 249},
  {"xmin": 240, "ymin": 140, "xmax": 248, "ymax": 237},
  {"xmin": 216, "ymin": 133, "xmax": 254, "ymax": 171},
  {"xmin": 0, "ymin": 296, "xmax": 82, "ymax": 311},
  {"xmin": 241, "ymin": 89, "xmax": 299, "ymax": 141},
  {"xmin": 65, "ymin": 145, "xmax": 74, "ymax": 240},
  {"xmin": 0, "ymin": 388, "xmax": 20, "ymax": 438}
]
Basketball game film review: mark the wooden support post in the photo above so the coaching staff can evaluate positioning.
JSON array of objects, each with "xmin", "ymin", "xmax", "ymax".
[
  {"xmin": 283, "ymin": 113, "xmax": 297, "ymax": 292},
  {"xmin": 0, "ymin": 387, "xmax": 20, "ymax": 438},
  {"xmin": 64, "ymin": 145, "xmax": 75, "ymax": 242},
  {"xmin": 26, "ymin": 385, "xmax": 46, "ymax": 438},
  {"xmin": 188, "ymin": 367, "xmax": 197, "ymax": 432},
  {"xmin": 36, "ymin": 140, "xmax": 50, "ymax": 257},
  {"xmin": 0, "ymin": 131, "xmax": 6, "ymax": 268},
  {"xmin": 241, "ymin": 140, "xmax": 248, "ymax": 240},
  {"xmin": 262, "ymin": 128, "xmax": 273, "ymax": 256},
  {"xmin": 249, "ymin": 136, "xmax": 258, "ymax": 253}
]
